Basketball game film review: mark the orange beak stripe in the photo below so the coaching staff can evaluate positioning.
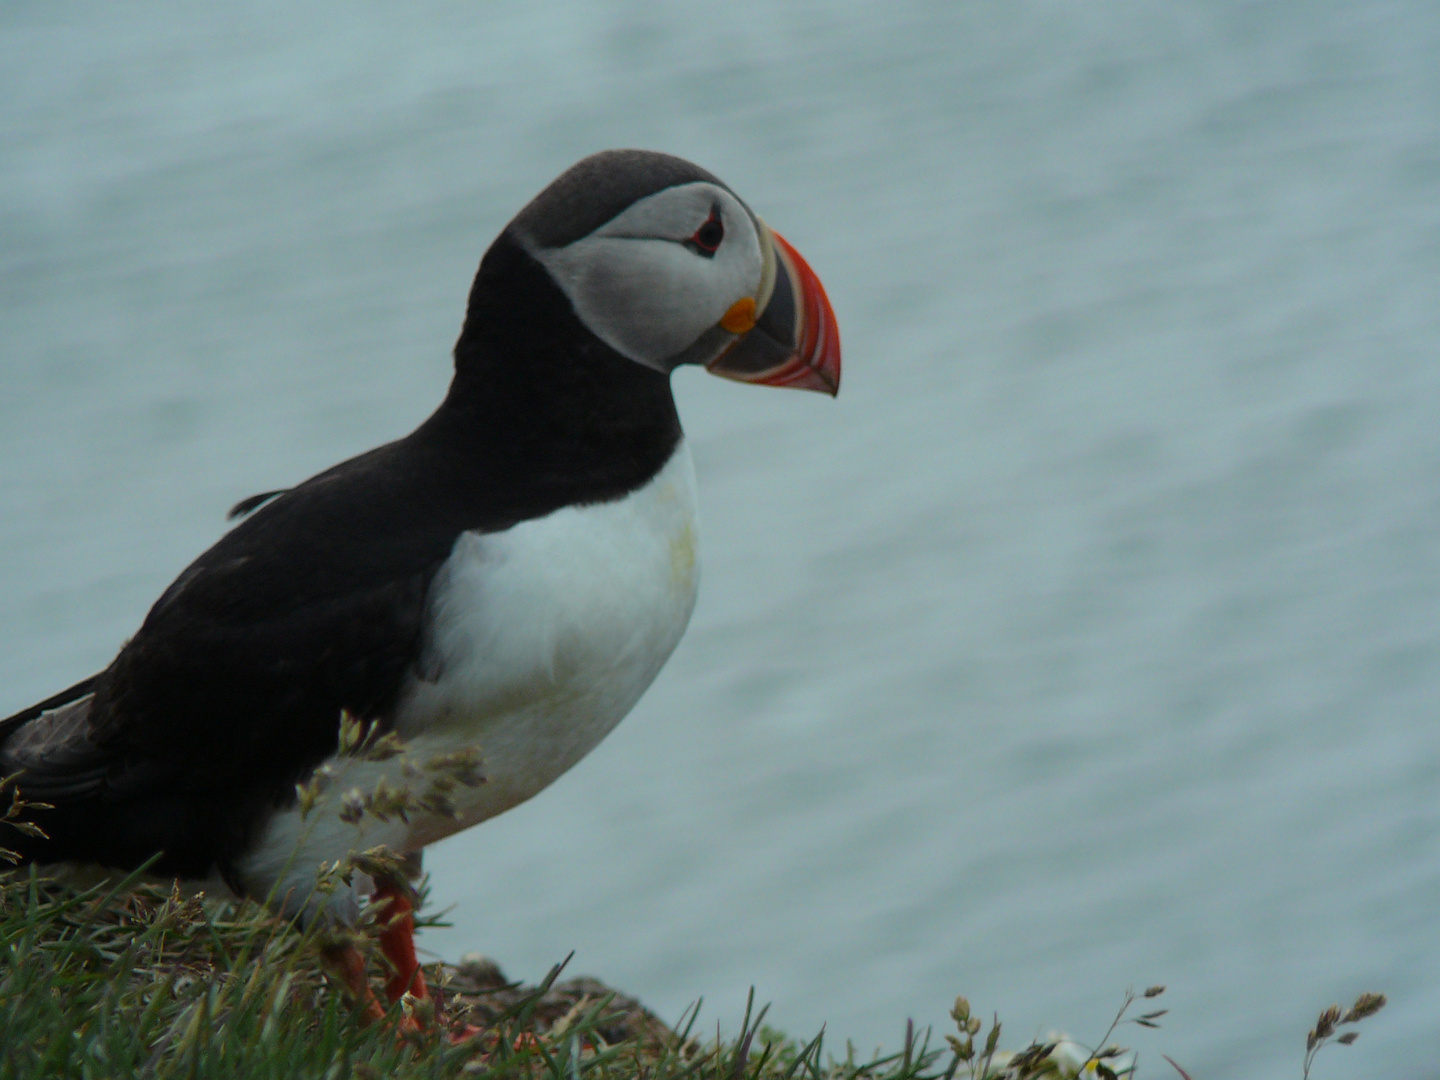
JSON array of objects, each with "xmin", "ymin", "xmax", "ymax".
[{"xmin": 757, "ymin": 228, "xmax": 841, "ymax": 396}]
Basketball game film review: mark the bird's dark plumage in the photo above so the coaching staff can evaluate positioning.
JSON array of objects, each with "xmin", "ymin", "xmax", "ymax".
[
  {"xmin": 1, "ymin": 227, "xmax": 680, "ymax": 883},
  {"xmin": 0, "ymin": 147, "xmax": 842, "ymax": 918},
  {"xmin": 509, "ymin": 150, "xmax": 726, "ymax": 250}
]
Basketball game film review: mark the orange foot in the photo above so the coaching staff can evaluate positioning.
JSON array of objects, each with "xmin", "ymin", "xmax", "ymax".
[
  {"xmin": 320, "ymin": 940, "xmax": 389, "ymax": 1026},
  {"xmin": 321, "ymin": 876, "xmax": 449, "ymax": 1038},
  {"xmin": 461, "ymin": 1030, "xmax": 545, "ymax": 1055},
  {"xmin": 372, "ymin": 877, "xmax": 430, "ymax": 1005}
]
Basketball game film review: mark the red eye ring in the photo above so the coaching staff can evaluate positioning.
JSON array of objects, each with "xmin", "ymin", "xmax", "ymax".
[{"xmin": 690, "ymin": 210, "xmax": 724, "ymax": 256}]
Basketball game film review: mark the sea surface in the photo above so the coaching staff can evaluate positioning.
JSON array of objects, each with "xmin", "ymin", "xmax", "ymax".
[{"xmin": 3, "ymin": 3, "xmax": 1439, "ymax": 1075}]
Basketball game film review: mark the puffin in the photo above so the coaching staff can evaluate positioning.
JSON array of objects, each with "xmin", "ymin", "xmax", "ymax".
[{"xmin": 0, "ymin": 150, "xmax": 840, "ymax": 1026}]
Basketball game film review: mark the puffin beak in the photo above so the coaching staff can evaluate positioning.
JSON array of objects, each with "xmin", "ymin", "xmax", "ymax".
[{"xmin": 706, "ymin": 224, "xmax": 841, "ymax": 396}]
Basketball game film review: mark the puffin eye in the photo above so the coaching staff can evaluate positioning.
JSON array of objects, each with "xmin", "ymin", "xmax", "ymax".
[{"xmin": 687, "ymin": 210, "xmax": 724, "ymax": 257}]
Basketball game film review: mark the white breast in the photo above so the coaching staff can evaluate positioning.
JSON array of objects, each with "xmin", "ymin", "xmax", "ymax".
[
  {"xmin": 399, "ymin": 438, "xmax": 701, "ymax": 833},
  {"xmin": 236, "ymin": 441, "xmax": 700, "ymax": 919}
]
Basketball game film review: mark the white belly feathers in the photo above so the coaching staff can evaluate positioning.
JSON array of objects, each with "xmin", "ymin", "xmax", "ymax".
[
  {"xmin": 235, "ymin": 441, "xmax": 700, "ymax": 918},
  {"xmin": 400, "ymin": 438, "xmax": 700, "ymax": 830}
]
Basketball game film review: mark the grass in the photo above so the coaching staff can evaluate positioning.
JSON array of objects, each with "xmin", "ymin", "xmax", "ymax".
[
  {"xmin": 0, "ymin": 857, "xmax": 1155, "ymax": 1080},
  {"xmin": 0, "ymin": 751, "xmax": 1390, "ymax": 1080},
  {"xmin": 0, "ymin": 861, "xmax": 1394, "ymax": 1079}
]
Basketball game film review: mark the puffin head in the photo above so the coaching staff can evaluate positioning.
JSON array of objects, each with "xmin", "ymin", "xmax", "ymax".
[{"xmin": 496, "ymin": 149, "xmax": 841, "ymax": 396}]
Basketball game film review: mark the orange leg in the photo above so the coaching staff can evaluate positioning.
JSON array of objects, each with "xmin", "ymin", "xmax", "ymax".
[
  {"xmin": 321, "ymin": 941, "xmax": 388, "ymax": 1024},
  {"xmin": 328, "ymin": 877, "xmax": 482, "ymax": 1043},
  {"xmin": 372, "ymin": 878, "xmax": 431, "ymax": 1004}
]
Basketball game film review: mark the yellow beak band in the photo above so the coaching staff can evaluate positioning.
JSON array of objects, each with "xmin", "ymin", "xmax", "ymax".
[{"xmin": 720, "ymin": 297, "xmax": 758, "ymax": 335}]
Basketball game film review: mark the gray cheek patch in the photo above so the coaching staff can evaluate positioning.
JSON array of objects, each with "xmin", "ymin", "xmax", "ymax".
[
  {"xmin": 533, "ymin": 235, "xmax": 711, "ymax": 368},
  {"xmin": 522, "ymin": 183, "xmax": 765, "ymax": 372}
]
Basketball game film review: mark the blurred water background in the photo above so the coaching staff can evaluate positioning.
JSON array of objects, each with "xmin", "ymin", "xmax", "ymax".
[{"xmin": 3, "ymin": 2, "xmax": 1440, "ymax": 1075}]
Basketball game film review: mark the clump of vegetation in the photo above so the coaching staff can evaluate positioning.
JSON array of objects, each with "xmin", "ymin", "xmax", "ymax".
[
  {"xmin": 1300, "ymin": 992, "xmax": 1386, "ymax": 1080},
  {"xmin": 0, "ymin": 859, "xmax": 1395, "ymax": 1079},
  {"xmin": 0, "ymin": 768, "xmax": 1392, "ymax": 1080},
  {"xmin": 0, "ymin": 771, "xmax": 50, "ymax": 867},
  {"xmin": 0, "ymin": 850, "xmax": 1163, "ymax": 1080},
  {"xmin": 294, "ymin": 712, "xmax": 487, "ymax": 830},
  {"xmin": 944, "ymin": 985, "xmax": 1166, "ymax": 1079},
  {"xmin": 0, "ymin": 860, "xmax": 1061, "ymax": 1080}
]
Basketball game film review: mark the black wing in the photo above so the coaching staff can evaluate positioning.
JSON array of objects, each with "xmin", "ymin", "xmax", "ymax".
[
  {"xmin": 0, "ymin": 286, "xmax": 686, "ymax": 879},
  {"xmin": 0, "ymin": 435, "xmax": 476, "ymax": 877}
]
